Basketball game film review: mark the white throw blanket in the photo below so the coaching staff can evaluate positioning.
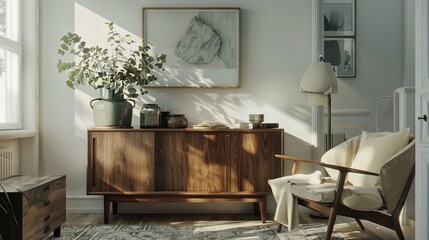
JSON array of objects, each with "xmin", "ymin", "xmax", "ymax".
[{"xmin": 268, "ymin": 171, "xmax": 322, "ymax": 231}]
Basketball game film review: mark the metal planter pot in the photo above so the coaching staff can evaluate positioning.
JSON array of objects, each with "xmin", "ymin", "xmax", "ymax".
[{"xmin": 90, "ymin": 98, "xmax": 135, "ymax": 128}]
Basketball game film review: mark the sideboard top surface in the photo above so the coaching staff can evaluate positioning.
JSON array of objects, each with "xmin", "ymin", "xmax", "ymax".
[{"xmin": 88, "ymin": 128, "xmax": 284, "ymax": 133}]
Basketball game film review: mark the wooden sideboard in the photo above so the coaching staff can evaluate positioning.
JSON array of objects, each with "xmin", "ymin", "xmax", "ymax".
[
  {"xmin": 87, "ymin": 128, "xmax": 283, "ymax": 223},
  {"xmin": 0, "ymin": 175, "xmax": 66, "ymax": 240}
]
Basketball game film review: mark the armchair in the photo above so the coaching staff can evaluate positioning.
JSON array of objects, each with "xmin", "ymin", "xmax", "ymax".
[{"xmin": 274, "ymin": 129, "xmax": 414, "ymax": 240}]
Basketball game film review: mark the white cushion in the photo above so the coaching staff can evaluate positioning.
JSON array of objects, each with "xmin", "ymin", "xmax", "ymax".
[
  {"xmin": 347, "ymin": 128, "xmax": 410, "ymax": 187},
  {"xmin": 290, "ymin": 183, "xmax": 336, "ymax": 203},
  {"xmin": 321, "ymin": 135, "xmax": 361, "ymax": 180},
  {"xmin": 341, "ymin": 187, "xmax": 383, "ymax": 211},
  {"xmin": 290, "ymin": 184, "xmax": 383, "ymax": 211}
]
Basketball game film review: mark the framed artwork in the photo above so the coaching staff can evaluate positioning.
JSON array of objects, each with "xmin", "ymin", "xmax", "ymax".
[
  {"xmin": 324, "ymin": 0, "xmax": 355, "ymax": 37},
  {"xmin": 324, "ymin": 38, "xmax": 355, "ymax": 77},
  {"xmin": 142, "ymin": 8, "xmax": 240, "ymax": 88}
]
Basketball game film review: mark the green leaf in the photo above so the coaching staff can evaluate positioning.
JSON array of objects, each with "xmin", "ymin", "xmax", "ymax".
[
  {"xmin": 57, "ymin": 61, "xmax": 63, "ymax": 73},
  {"xmin": 78, "ymin": 41, "xmax": 86, "ymax": 49},
  {"xmin": 66, "ymin": 80, "xmax": 75, "ymax": 89},
  {"xmin": 61, "ymin": 64, "xmax": 68, "ymax": 72},
  {"xmin": 60, "ymin": 35, "xmax": 68, "ymax": 42},
  {"xmin": 73, "ymin": 35, "xmax": 81, "ymax": 43},
  {"xmin": 61, "ymin": 44, "xmax": 69, "ymax": 51}
]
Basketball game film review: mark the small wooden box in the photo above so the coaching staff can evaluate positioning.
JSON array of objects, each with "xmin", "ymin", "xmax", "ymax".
[{"xmin": 0, "ymin": 175, "xmax": 66, "ymax": 240}]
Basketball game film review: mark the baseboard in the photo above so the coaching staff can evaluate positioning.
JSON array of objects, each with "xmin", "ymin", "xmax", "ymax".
[
  {"xmin": 66, "ymin": 195, "xmax": 104, "ymax": 214},
  {"xmin": 66, "ymin": 195, "xmax": 277, "ymax": 215}
]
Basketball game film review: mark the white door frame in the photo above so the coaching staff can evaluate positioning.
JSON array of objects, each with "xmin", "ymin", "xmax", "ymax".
[
  {"xmin": 415, "ymin": 0, "xmax": 429, "ymax": 238},
  {"xmin": 310, "ymin": 0, "xmax": 326, "ymax": 160}
]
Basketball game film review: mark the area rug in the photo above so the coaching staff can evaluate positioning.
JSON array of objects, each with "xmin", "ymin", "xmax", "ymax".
[{"xmin": 48, "ymin": 222, "xmax": 347, "ymax": 240}]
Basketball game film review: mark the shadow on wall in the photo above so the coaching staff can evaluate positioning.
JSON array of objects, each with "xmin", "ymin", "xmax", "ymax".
[
  {"xmin": 140, "ymin": 90, "xmax": 312, "ymax": 134},
  {"xmin": 72, "ymin": 1, "xmax": 314, "ymax": 144}
]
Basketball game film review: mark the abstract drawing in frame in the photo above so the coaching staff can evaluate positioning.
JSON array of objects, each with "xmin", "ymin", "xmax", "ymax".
[
  {"xmin": 324, "ymin": 38, "xmax": 355, "ymax": 77},
  {"xmin": 143, "ymin": 8, "xmax": 240, "ymax": 88},
  {"xmin": 324, "ymin": 0, "xmax": 355, "ymax": 37}
]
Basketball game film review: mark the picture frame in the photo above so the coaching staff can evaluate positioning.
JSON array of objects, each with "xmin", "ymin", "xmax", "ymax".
[
  {"xmin": 324, "ymin": 0, "xmax": 355, "ymax": 37},
  {"xmin": 324, "ymin": 38, "xmax": 355, "ymax": 77},
  {"xmin": 142, "ymin": 8, "xmax": 240, "ymax": 88}
]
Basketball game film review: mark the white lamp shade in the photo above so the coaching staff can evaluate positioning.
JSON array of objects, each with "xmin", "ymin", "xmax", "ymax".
[
  {"xmin": 306, "ymin": 93, "xmax": 327, "ymax": 106},
  {"xmin": 299, "ymin": 62, "xmax": 338, "ymax": 96}
]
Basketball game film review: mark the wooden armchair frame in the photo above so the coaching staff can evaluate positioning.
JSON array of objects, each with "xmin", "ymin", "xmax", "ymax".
[{"xmin": 275, "ymin": 152, "xmax": 415, "ymax": 240}]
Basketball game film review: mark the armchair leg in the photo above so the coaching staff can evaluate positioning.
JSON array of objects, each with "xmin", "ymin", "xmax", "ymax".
[
  {"xmin": 393, "ymin": 218, "xmax": 405, "ymax": 240},
  {"xmin": 326, "ymin": 200, "xmax": 339, "ymax": 239},
  {"xmin": 354, "ymin": 218, "xmax": 365, "ymax": 230},
  {"xmin": 277, "ymin": 223, "xmax": 283, "ymax": 233},
  {"xmin": 326, "ymin": 208, "xmax": 338, "ymax": 240},
  {"xmin": 326, "ymin": 169, "xmax": 347, "ymax": 239}
]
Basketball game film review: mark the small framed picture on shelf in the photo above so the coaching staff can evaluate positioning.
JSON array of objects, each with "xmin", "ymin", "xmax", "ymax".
[
  {"xmin": 324, "ymin": 38, "xmax": 355, "ymax": 78},
  {"xmin": 324, "ymin": 0, "xmax": 355, "ymax": 37}
]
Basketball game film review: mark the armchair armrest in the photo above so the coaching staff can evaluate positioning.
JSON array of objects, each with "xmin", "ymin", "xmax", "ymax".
[
  {"xmin": 275, "ymin": 154, "xmax": 379, "ymax": 177},
  {"xmin": 275, "ymin": 154, "xmax": 380, "ymax": 218}
]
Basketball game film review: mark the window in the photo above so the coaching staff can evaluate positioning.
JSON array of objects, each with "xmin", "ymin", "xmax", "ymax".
[{"xmin": 0, "ymin": 0, "xmax": 20, "ymax": 129}]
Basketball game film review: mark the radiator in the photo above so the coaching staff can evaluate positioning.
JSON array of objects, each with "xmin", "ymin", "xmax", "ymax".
[{"xmin": 0, "ymin": 148, "xmax": 18, "ymax": 180}]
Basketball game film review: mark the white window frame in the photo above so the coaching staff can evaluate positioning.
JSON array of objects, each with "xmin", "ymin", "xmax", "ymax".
[{"xmin": 0, "ymin": 0, "xmax": 22, "ymax": 130}]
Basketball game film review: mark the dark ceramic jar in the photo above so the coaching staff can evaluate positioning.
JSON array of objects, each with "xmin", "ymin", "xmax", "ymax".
[{"xmin": 167, "ymin": 114, "xmax": 188, "ymax": 128}]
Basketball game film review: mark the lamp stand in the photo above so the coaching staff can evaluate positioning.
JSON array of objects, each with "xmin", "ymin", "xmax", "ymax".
[
  {"xmin": 309, "ymin": 93, "xmax": 333, "ymax": 220},
  {"xmin": 327, "ymin": 93, "xmax": 332, "ymax": 151}
]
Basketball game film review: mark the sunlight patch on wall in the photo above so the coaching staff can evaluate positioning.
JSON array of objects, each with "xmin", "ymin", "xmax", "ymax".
[
  {"xmin": 171, "ymin": 93, "xmax": 312, "ymax": 143},
  {"xmin": 74, "ymin": 3, "xmax": 141, "ymax": 51}
]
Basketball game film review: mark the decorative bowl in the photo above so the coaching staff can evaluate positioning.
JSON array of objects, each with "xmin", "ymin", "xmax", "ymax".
[{"xmin": 249, "ymin": 114, "xmax": 264, "ymax": 124}]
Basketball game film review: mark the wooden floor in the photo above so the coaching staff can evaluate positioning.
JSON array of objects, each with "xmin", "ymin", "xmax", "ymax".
[{"xmin": 64, "ymin": 213, "xmax": 415, "ymax": 239}]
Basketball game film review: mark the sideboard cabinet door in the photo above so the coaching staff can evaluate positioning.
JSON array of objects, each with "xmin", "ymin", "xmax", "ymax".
[
  {"xmin": 155, "ymin": 131, "xmax": 228, "ymax": 191},
  {"xmin": 87, "ymin": 131, "xmax": 155, "ymax": 194},
  {"xmin": 231, "ymin": 131, "xmax": 283, "ymax": 192},
  {"xmin": 155, "ymin": 130, "xmax": 282, "ymax": 193}
]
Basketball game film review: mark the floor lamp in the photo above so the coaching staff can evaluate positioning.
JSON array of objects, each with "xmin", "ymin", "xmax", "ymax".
[{"xmin": 299, "ymin": 59, "xmax": 338, "ymax": 150}]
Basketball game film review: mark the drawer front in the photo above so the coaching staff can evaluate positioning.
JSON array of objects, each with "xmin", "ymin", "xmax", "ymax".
[
  {"xmin": 22, "ymin": 183, "xmax": 52, "ymax": 215},
  {"xmin": 22, "ymin": 177, "xmax": 66, "ymax": 240},
  {"xmin": 50, "ymin": 177, "xmax": 66, "ymax": 220},
  {"xmin": 23, "ymin": 205, "xmax": 52, "ymax": 240},
  {"xmin": 26, "ymin": 221, "xmax": 60, "ymax": 240},
  {"xmin": 28, "ymin": 216, "xmax": 65, "ymax": 240}
]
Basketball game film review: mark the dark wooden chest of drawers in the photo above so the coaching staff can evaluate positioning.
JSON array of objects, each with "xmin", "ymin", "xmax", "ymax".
[{"xmin": 0, "ymin": 175, "xmax": 66, "ymax": 240}]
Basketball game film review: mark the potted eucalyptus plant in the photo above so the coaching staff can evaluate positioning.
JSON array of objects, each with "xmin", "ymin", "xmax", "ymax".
[{"xmin": 57, "ymin": 22, "xmax": 167, "ymax": 128}]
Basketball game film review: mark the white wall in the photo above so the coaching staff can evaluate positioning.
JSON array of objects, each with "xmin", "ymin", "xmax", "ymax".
[
  {"xmin": 38, "ymin": 0, "xmax": 405, "ymax": 213},
  {"xmin": 331, "ymin": 0, "xmax": 405, "ymax": 134}
]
